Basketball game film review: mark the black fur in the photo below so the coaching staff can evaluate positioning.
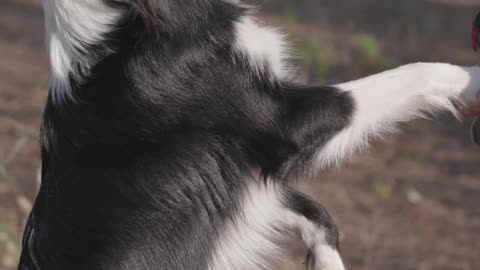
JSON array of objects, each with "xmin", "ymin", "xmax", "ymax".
[
  {"xmin": 284, "ymin": 188, "xmax": 339, "ymax": 249},
  {"xmin": 19, "ymin": 1, "xmax": 354, "ymax": 269}
]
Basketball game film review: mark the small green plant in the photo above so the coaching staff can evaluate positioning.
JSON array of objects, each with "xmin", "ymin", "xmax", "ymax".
[
  {"xmin": 0, "ymin": 224, "xmax": 16, "ymax": 243},
  {"xmin": 354, "ymin": 33, "xmax": 397, "ymax": 69},
  {"xmin": 407, "ymin": 151, "xmax": 421, "ymax": 162},
  {"xmin": 356, "ymin": 33, "xmax": 381, "ymax": 63},
  {"xmin": 283, "ymin": 9, "xmax": 299, "ymax": 25},
  {"xmin": 297, "ymin": 38, "xmax": 333, "ymax": 78},
  {"xmin": 372, "ymin": 181, "xmax": 393, "ymax": 199}
]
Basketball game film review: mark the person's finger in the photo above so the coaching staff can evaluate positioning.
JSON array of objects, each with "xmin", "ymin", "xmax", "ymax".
[{"xmin": 461, "ymin": 107, "xmax": 480, "ymax": 116}]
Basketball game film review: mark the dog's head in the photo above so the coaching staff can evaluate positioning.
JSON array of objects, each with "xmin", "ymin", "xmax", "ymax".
[{"xmin": 43, "ymin": 0, "xmax": 245, "ymax": 99}]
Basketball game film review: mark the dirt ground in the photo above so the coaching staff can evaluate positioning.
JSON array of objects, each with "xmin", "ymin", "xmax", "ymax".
[{"xmin": 1, "ymin": 0, "xmax": 480, "ymax": 269}]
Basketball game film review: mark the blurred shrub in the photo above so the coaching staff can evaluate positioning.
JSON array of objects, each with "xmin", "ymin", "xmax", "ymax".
[
  {"xmin": 354, "ymin": 33, "xmax": 397, "ymax": 68},
  {"xmin": 297, "ymin": 38, "xmax": 333, "ymax": 78}
]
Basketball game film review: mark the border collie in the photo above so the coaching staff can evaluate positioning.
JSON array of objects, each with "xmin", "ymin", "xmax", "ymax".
[{"xmin": 19, "ymin": 1, "xmax": 480, "ymax": 269}]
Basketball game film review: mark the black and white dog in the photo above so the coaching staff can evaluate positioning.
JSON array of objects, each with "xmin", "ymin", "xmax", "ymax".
[{"xmin": 19, "ymin": 1, "xmax": 480, "ymax": 269}]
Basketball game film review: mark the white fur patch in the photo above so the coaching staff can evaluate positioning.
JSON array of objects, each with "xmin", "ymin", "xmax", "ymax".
[
  {"xmin": 208, "ymin": 180, "xmax": 345, "ymax": 270},
  {"xmin": 315, "ymin": 63, "xmax": 480, "ymax": 169},
  {"xmin": 43, "ymin": 0, "xmax": 122, "ymax": 92},
  {"xmin": 233, "ymin": 16, "xmax": 292, "ymax": 80},
  {"xmin": 207, "ymin": 181, "xmax": 286, "ymax": 270}
]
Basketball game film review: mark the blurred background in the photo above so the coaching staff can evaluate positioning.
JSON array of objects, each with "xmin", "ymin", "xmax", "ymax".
[{"xmin": 1, "ymin": 0, "xmax": 480, "ymax": 269}]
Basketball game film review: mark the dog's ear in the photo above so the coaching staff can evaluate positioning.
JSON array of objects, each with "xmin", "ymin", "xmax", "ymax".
[{"xmin": 44, "ymin": 0, "xmax": 126, "ymax": 94}]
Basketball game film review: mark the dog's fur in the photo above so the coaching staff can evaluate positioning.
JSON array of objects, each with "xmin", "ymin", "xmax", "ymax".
[{"xmin": 19, "ymin": 1, "xmax": 480, "ymax": 270}]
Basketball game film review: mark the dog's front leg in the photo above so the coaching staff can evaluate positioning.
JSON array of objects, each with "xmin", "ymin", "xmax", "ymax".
[
  {"xmin": 281, "ymin": 187, "xmax": 345, "ymax": 270},
  {"xmin": 314, "ymin": 63, "xmax": 480, "ymax": 169}
]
